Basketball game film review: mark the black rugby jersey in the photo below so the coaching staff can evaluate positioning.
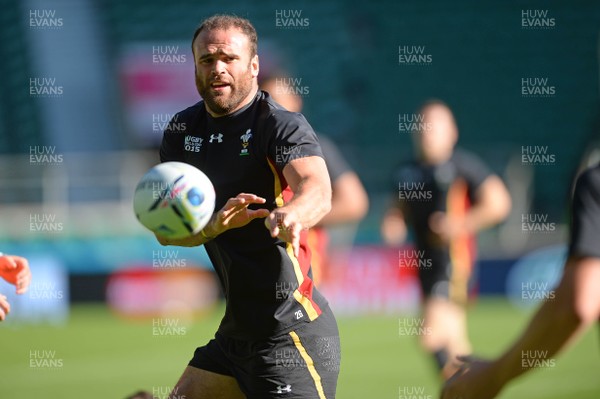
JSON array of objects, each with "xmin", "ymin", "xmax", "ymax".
[
  {"xmin": 392, "ymin": 149, "xmax": 492, "ymax": 265},
  {"xmin": 160, "ymin": 91, "xmax": 329, "ymax": 340},
  {"xmin": 569, "ymin": 164, "xmax": 600, "ymax": 259}
]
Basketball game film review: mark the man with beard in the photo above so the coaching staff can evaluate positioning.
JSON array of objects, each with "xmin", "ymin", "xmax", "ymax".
[{"xmin": 155, "ymin": 15, "xmax": 340, "ymax": 399}]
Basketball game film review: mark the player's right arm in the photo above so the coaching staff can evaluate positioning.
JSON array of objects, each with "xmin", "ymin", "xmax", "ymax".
[{"xmin": 156, "ymin": 193, "xmax": 270, "ymax": 247}]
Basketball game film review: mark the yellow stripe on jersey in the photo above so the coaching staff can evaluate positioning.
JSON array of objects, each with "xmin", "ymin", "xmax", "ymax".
[
  {"xmin": 268, "ymin": 159, "xmax": 320, "ymax": 321},
  {"xmin": 289, "ymin": 331, "xmax": 327, "ymax": 399},
  {"xmin": 268, "ymin": 160, "xmax": 285, "ymax": 208}
]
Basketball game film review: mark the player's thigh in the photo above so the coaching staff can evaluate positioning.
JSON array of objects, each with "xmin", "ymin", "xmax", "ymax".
[
  {"xmin": 241, "ymin": 309, "xmax": 340, "ymax": 398},
  {"xmin": 171, "ymin": 366, "xmax": 246, "ymax": 399}
]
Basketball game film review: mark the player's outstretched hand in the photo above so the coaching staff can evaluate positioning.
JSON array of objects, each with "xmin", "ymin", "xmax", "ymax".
[
  {"xmin": 264, "ymin": 209, "xmax": 303, "ymax": 257},
  {"xmin": 440, "ymin": 356, "xmax": 503, "ymax": 399},
  {"xmin": 0, "ymin": 255, "xmax": 31, "ymax": 294},
  {"xmin": 156, "ymin": 193, "xmax": 270, "ymax": 247},
  {"xmin": 213, "ymin": 193, "xmax": 271, "ymax": 233}
]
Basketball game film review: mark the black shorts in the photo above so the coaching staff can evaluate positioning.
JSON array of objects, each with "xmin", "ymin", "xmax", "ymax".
[
  {"xmin": 189, "ymin": 306, "xmax": 340, "ymax": 399},
  {"xmin": 418, "ymin": 250, "xmax": 475, "ymax": 305}
]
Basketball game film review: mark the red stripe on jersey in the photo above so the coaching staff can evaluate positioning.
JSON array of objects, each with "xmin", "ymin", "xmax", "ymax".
[{"xmin": 267, "ymin": 158, "xmax": 321, "ymax": 319}]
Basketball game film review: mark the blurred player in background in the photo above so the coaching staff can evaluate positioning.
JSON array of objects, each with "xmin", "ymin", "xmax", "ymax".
[
  {"xmin": 259, "ymin": 72, "xmax": 369, "ymax": 285},
  {"xmin": 381, "ymin": 100, "xmax": 511, "ymax": 378},
  {"xmin": 154, "ymin": 14, "xmax": 340, "ymax": 399},
  {"xmin": 0, "ymin": 253, "xmax": 31, "ymax": 321},
  {"xmin": 441, "ymin": 163, "xmax": 600, "ymax": 399}
]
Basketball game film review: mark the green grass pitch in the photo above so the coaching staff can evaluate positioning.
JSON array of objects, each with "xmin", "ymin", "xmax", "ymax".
[{"xmin": 0, "ymin": 298, "xmax": 598, "ymax": 398}]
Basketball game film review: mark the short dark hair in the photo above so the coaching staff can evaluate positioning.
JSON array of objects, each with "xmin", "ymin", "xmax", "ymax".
[{"xmin": 192, "ymin": 14, "xmax": 258, "ymax": 57}]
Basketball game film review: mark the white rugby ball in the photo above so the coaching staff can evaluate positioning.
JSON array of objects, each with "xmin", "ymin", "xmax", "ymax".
[{"xmin": 133, "ymin": 162, "xmax": 215, "ymax": 239}]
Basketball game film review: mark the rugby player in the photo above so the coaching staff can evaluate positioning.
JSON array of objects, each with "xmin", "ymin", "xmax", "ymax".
[
  {"xmin": 381, "ymin": 100, "xmax": 511, "ymax": 378},
  {"xmin": 155, "ymin": 14, "xmax": 340, "ymax": 399}
]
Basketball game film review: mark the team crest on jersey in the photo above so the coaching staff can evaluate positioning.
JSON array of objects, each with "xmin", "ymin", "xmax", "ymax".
[
  {"xmin": 184, "ymin": 135, "xmax": 203, "ymax": 152},
  {"xmin": 239, "ymin": 129, "xmax": 252, "ymax": 156}
]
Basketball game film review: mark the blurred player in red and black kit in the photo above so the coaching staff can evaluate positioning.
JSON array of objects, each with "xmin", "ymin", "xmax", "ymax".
[
  {"xmin": 154, "ymin": 14, "xmax": 340, "ymax": 399},
  {"xmin": 381, "ymin": 100, "xmax": 511, "ymax": 378},
  {"xmin": 441, "ymin": 163, "xmax": 600, "ymax": 399}
]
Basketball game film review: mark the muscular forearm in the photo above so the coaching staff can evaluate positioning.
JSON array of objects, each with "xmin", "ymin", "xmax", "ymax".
[
  {"xmin": 493, "ymin": 296, "xmax": 579, "ymax": 384},
  {"xmin": 493, "ymin": 259, "xmax": 598, "ymax": 385},
  {"xmin": 280, "ymin": 176, "xmax": 331, "ymax": 229}
]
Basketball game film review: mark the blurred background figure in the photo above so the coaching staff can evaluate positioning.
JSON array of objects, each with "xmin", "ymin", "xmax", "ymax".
[
  {"xmin": 441, "ymin": 163, "xmax": 600, "ymax": 399},
  {"xmin": 0, "ymin": 254, "xmax": 31, "ymax": 321},
  {"xmin": 381, "ymin": 100, "xmax": 511, "ymax": 378},
  {"xmin": 259, "ymin": 70, "xmax": 369, "ymax": 285}
]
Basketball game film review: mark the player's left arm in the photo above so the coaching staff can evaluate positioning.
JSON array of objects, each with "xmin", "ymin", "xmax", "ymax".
[
  {"xmin": 264, "ymin": 156, "xmax": 332, "ymax": 256},
  {"xmin": 313, "ymin": 137, "xmax": 368, "ymax": 226},
  {"xmin": 317, "ymin": 171, "xmax": 368, "ymax": 226}
]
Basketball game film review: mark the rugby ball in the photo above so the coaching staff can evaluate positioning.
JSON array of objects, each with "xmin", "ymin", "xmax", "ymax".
[{"xmin": 133, "ymin": 162, "xmax": 215, "ymax": 239}]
